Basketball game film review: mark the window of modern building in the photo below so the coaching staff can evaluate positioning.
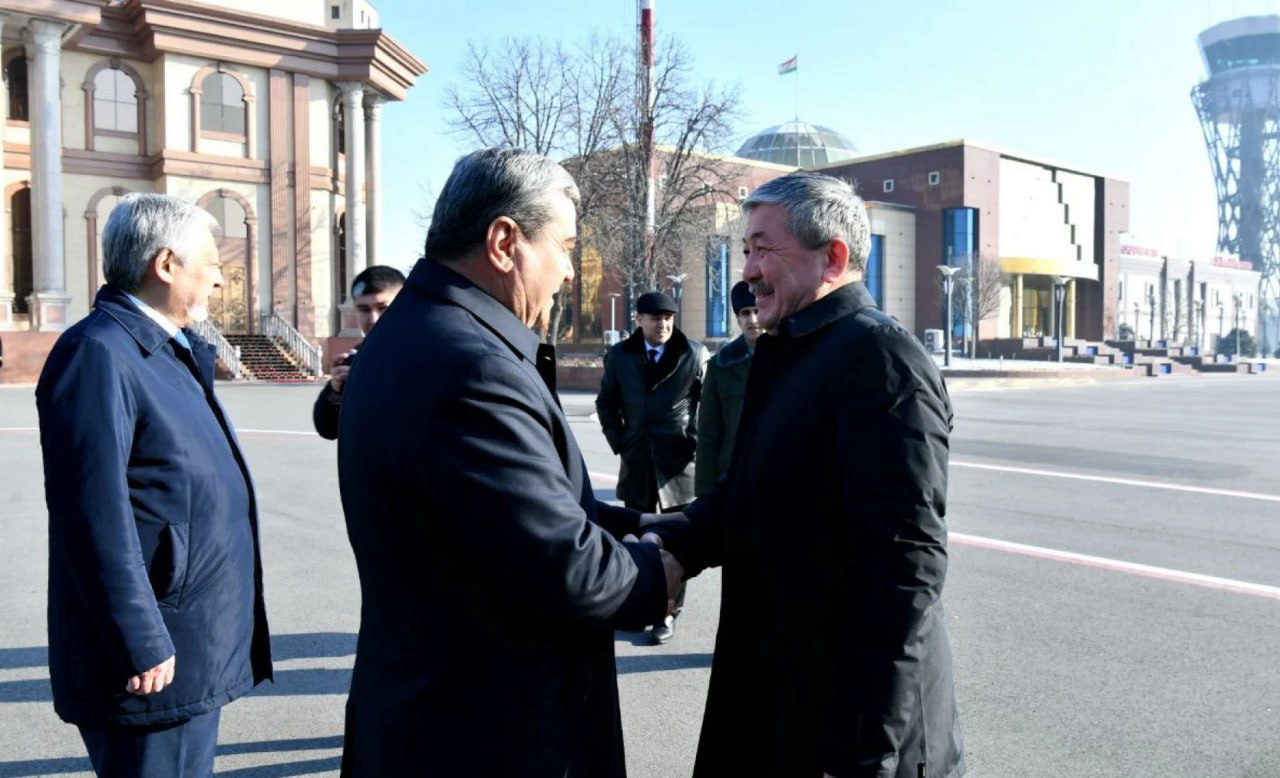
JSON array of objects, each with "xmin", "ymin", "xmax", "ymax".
[
  {"xmin": 705, "ymin": 237, "xmax": 729, "ymax": 339},
  {"xmin": 928, "ymin": 171, "xmax": 941, "ymax": 186},
  {"xmin": 737, "ymin": 185, "xmax": 748, "ymax": 199},
  {"xmin": 5, "ymin": 56, "xmax": 28, "ymax": 121},
  {"xmin": 866, "ymin": 234, "xmax": 885, "ymax": 308},
  {"xmin": 331, "ymin": 4, "xmax": 341, "ymax": 19},
  {"xmin": 93, "ymin": 68, "xmax": 138, "ymax": 133},
  {"xmin": 200, "ymin": 72, "xmax": 245, "ymax": 136},
  {"xmin": 882, "ymin": 179, "xmax": 894, "ymax": 193},
  {"xmin": 942, "ymin": 207, "xmax": 977, "ymax": 266}
]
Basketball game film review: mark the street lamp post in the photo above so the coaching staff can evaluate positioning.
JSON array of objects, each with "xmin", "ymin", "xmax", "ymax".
[
  {"xmin": 1217, "ymin": 303, "xmax": 1225, "ymax": 352},
  {"xmin": 1133, "ymin": 302, "xmax": 1141, "ymax": 342},
  {"xmin": 1052, "ymin": 276, "xmax": 1070, "ymax": 362},
  {"xmin": 1147, "ymin": 288, "xmax": 1156, "ymax": 342},
  {"xmin": 607, "ymin": 292, "xmax": 621, "ymax": 344},
  {"xmin": 1193, "ymin": 299, "xmax": 1204, "ymax": 353},
  {"xmin": 1260, "ymin": 299, "xmax": 1270, "ymax": 359},
  {"xmin": 936, "ymin": 265, "xmax": 958, "ymax": 368}
]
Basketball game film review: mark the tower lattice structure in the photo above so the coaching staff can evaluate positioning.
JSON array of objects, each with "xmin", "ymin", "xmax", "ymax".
[{"xmin": 1191, "ymin": 15, "xmax": 1280, "ymax": 305}]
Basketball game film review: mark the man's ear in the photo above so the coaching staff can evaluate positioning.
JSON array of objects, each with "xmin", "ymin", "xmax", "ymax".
[
  {"xmin": 484, "ymin": 216, "xmax": 521, "ymax": 274},
  {"xmin": 151, "ymin": 248, "xmax": 180, "ymax": 285},
  {"xmin": 823, "ymin": 238, "xmax": 850, "ymax": 282}
]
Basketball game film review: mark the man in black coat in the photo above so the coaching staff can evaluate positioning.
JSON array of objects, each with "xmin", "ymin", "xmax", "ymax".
[
  {"xmin": 650, "ymin": 171, "xmax": 965, "ymax": 777},
  {"xmin": 37, "ymin": 194, "xmax": 272, "ymax": 777},
  {"xmin": 336, "ymin": 147, "xmax": 682, "ymax": 777},
  {"xmin": 312, "ymin": 264, "xmax": 404, "ymax": 439},
  {"xmin": 596, "ymin": 291, "xmax": 707, "ymax": 643},
  {"xmin": 694, "ymin": 280, "xmax": 761, "ymax": 496}
]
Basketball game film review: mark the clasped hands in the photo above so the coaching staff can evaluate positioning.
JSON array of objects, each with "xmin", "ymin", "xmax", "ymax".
[{"xmin": 623, "ymin": 512, "xmax": 689, "ymax": 616}]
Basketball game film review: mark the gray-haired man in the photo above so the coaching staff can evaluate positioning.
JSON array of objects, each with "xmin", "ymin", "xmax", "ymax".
[{"xmin": 37, "ymin": 193, "xmax": 272, "ymax": 777}]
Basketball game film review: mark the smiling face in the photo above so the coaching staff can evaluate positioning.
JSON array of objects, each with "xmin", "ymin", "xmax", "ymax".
[
  {"xmin": 741, "ymin": 203, "xmax": 832, "ymax": 333},
  {"xmin": 511, "ymin": 190, "xmax": 577, "ymax": 330},
  {"xmin": 638, "ymin": 312, "xmax": 674, "ymax": 346}
]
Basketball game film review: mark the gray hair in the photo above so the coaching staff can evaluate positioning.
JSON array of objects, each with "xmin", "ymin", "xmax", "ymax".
[
  {"xmin": 741, "ymin": 172, "xmax": 871, "ymax": 275},
  {"xmin": 102, "ymin": 193, "xmax": 220, "ymax": 293},
  {"xmin": 425, "ymin": 146, "xmax": 580, "ymax": 262}
]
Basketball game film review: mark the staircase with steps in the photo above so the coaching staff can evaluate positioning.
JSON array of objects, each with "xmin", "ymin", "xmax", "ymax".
[
  {"xmin": 982, "ymin": 337, "xmax": 1264, "ymax": 376},
  {"xmin": 224, "ymin": 334, "xmax": 316, "ymax": 381}
]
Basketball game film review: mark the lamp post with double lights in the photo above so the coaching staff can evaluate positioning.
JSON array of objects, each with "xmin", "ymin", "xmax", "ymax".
[
  {"xmin": 1052, "ymin": 276, "xmax": 1070, "ymax": 362},
  {"xmin": 936, "ymin": 265, "xmax": 958, "ymax": 367}
]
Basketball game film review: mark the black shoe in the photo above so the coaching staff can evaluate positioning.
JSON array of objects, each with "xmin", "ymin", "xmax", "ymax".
[{"xmin": 650, "ymin": 615, "xmax": 675, "ymax": 644}]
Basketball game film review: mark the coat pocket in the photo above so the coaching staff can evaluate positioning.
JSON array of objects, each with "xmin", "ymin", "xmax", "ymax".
[{"xmin": 150, "ymin": 522, "xmax": 190, "ymax": 608}]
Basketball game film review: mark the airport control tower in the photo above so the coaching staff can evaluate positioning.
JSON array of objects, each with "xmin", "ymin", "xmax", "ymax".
[{"xmin": 1191, "ymin": 15, "xmax": 1280, "ymax": 308}]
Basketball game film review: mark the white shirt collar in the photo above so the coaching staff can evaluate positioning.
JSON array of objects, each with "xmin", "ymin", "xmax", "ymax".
[{"xmin": 124, "ymin": 292, "xmax": 190, "ymax": 349}]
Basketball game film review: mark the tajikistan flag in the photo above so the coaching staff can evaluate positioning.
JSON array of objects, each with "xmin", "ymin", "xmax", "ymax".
[{"xmin": 777, "ymin": 55, "xmax": 797, "ymax": 75}]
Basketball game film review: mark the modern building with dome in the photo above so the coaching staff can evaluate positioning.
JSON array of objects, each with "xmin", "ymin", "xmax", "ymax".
[{"xmin": 735, "ymin": 120, "xmax": 858, "ymax": 168}]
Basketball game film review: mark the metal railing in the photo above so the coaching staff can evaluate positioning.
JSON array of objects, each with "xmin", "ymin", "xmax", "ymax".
[
  {"xmin": 259, "ymin": 311, "xmax": 324, "ymax": 377},
  {"xmin": 191, "ymin": 319, "xmax": 243, "ymax": 379}
]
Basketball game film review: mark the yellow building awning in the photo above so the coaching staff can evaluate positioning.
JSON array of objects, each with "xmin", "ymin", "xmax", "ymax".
[{"xmin": 999, "ymin": 257, "xmax": 1098, "ymax": 281}]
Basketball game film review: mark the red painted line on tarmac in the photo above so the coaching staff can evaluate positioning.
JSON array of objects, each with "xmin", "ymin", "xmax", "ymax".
[
  {"xmin": 952, "ymin": 532, "xmax": 1280, "ymax": 601},
  {"xmin": 952, "ymin": 460, "xmax": 1280, "ymax": 503}
]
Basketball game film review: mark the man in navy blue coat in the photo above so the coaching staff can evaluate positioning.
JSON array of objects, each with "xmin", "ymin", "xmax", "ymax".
[
  {"xmin": 336, "ymin": 147, "xmax": 683, "ymax": 777},
  {"xmin": 37, "ymin": 194, "xmax": 272, "ymax": 777}
]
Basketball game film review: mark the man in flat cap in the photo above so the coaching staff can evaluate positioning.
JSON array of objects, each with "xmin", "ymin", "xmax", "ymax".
[
  {"xmin": 596, "ymin": 290, "xmax": 708, "ymax": 643},
  {"xmin": 695, "ymin": 281, "xmax": 762, "ymax": 497}
]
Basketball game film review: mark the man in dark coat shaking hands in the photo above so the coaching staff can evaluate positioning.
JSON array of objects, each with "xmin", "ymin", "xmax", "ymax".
[
  {"xmin": 649, "ymin": 171, "xmax": 965, "ymax": 777},
  {"xmin": 336, "ymin": 147, "xmax": 682, "ymax": 777}
]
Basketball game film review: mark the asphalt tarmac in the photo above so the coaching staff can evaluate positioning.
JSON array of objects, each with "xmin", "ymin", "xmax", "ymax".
[{"xmin": 0, "ymin": 370, "xmax": 1276, "ymax": 777}]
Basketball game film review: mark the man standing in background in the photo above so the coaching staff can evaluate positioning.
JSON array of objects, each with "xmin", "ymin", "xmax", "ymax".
[
  {"xmin": 695, "ymin": 280, "xmax": 761, "ymax": 496},
  {"xmin": 313, "ymin": 265, "xmax": 405, "ymax": 440},
  {"xmin": 596, "ymin": 291, "xmax": 707, "ymax": 643}
]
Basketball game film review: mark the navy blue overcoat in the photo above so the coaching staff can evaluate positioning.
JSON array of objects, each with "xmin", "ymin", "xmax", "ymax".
[{"xmin": 37, "ymin": 286, "xmax": 272, "ymax": 727}]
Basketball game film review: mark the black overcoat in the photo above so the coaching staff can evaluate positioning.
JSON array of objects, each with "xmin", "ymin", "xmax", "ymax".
[
  {"xmin": 337, "ymin": 260, "xmax": 669, "ymax": 777},
  {"xmin": 596, "ymin": 328, "xmax": 707, "ymax": 509},
  {"xmin": 36, "ymin": 287, "xmax": 272, "ymax": 727},
  {"xmin": 660, "ymin": 282, "xmax": 965, "ymax": 778}
]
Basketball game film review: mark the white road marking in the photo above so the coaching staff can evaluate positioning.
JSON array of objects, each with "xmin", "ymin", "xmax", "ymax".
[
  {"xmin": 952, "ymin": 532, "xmax": 1280, "ymax": 601},
  {"xmin": 952, "ymin": 459, "xmax": 1280, "ymax": 503}
]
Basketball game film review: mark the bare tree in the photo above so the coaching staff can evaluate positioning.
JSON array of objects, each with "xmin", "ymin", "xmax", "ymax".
[
  {"xmin": 441, "ymin": 33, "xmax": 741, "ymax": 342},
  {"xmin": 586, "ymin": 38, "xmax": 741, "ymax": 306},
  {"xmin": 953, "ymin": 254, "xmax": 1007, "ymax": 356}
]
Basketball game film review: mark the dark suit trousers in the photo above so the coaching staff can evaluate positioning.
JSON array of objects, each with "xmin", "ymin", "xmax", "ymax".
[{"xmin": 78, "ymin": 707, "xmax": 221, "ymax": 778}]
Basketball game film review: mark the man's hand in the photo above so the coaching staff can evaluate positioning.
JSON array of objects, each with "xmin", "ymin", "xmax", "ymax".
[
  {"xmin": 638, "ymin": 511, "xmax": 688, "ymax": 528},
  {"xmin": 328, "ymin": 361, "xmax": 353, "ymax": 394},
  {"xmin": 126, "ymin": 655, "xmax": 175, "ymax": 695}
]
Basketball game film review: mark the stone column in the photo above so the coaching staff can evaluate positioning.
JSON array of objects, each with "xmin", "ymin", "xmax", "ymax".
[
  {"xmin": 337, "ymin": 82, "xmax": 366, "ymax": 336},
  {"xmin": 364, "ymin": 93, "xmax": 383, "ymax": 267},
  {"xmin": 25, "ymin": 19, "xmax": 72, "ymax": 331},
  {"xmin": 0, "ymin": 13, "xmax": 12, "ymax": 330}
]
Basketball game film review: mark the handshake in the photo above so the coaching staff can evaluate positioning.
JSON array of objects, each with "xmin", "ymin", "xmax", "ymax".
[{"xmin": 623, "ymin": 512, "xmax": 688, "ymax": 616}]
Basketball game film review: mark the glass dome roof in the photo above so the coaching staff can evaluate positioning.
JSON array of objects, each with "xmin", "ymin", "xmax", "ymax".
[{"xmin": 735, "ymin": 121, "xmax": 858, "ymax": 167}]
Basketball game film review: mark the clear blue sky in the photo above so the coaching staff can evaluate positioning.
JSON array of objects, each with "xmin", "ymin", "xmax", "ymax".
[{"xmin": 371, "ymin": 0, "xmax": 1280, "ymax": 269}]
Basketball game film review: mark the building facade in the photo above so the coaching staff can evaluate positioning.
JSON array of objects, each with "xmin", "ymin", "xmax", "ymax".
[{"xmin": 0, "ymin": 0, "xmax": 424, "ymax": 357}]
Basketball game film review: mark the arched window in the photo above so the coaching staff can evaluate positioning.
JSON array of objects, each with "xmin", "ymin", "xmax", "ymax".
[
  {"xmin": 93, "ymin": 68, "xmax": 138, "ymax": 133},
  {"xmin": 200, "ymin": 72, "xmax": 245, "ymax": 135},
  {"xmin": 10, "ymin": 187, "xmax": 32, "ymax": 315},
  {"xmin": 335, "ymin": 210, "xmax": 348, "ymax": 301},
  {"xmin": 205, "ymin": 194, "xmax": 248, "ymax": 241},
  {"xmin": 5, "ymin": 56, "xmax": 28, "ymax": 121}
]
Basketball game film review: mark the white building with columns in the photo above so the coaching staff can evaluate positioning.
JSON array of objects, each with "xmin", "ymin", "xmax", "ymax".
[{"xmin": 0, "ymin": 0, "xmax": 424, "ymax": 359}]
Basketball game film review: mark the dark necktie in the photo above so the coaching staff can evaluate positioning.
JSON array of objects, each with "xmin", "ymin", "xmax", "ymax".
[{"xmin": 648, "ymin": 348, "xmax": 659, "ymax": 366}]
